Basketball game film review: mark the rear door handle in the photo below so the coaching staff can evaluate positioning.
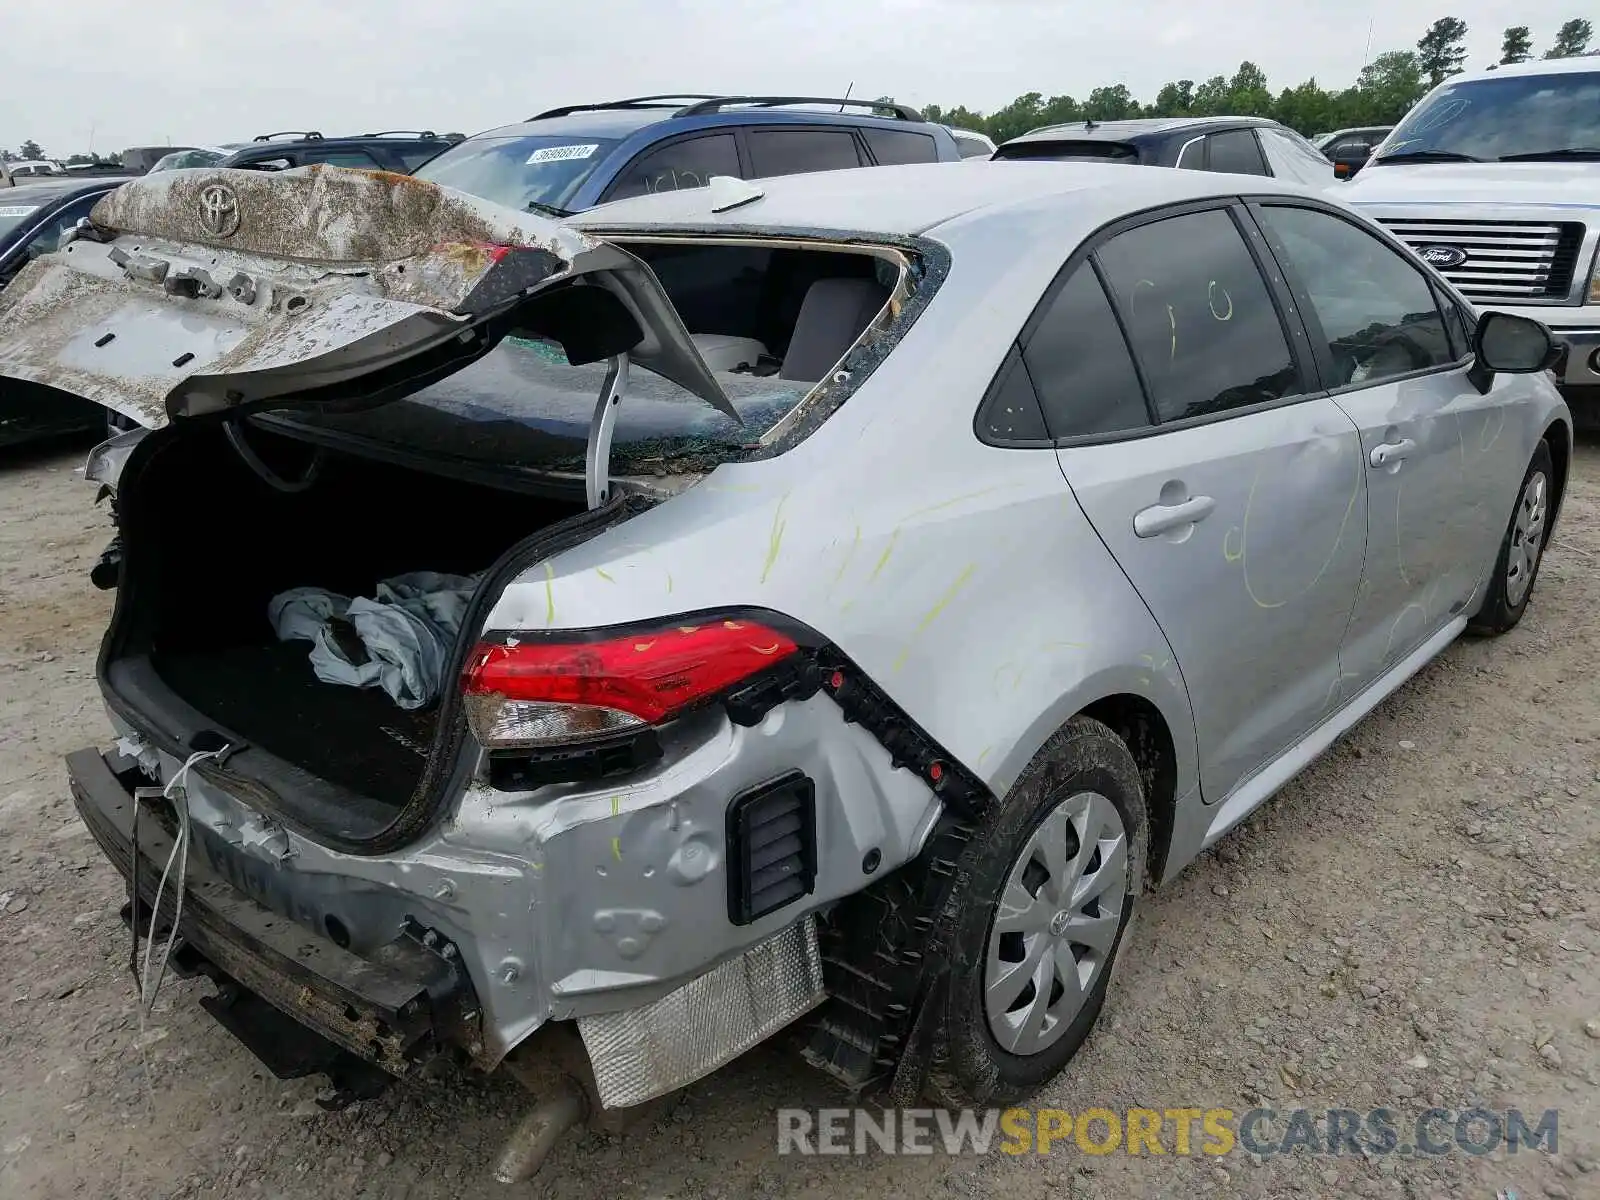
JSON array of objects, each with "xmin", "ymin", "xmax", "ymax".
[
  {"xmin": 1134, "ymin": 494, "xmax": 1215, "ymax": 538},
  {"xmin": 1369, "ymin": 438, "xmax": 1416, "ymax": 468}
]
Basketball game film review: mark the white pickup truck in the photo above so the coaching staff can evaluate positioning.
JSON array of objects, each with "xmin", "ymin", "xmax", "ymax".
[{"xmin": 1344, "ymin": 55, "xmax": 1600, "ymax": 424}]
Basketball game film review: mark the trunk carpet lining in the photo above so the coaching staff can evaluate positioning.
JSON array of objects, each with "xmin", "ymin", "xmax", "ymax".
[{"xmin": 153, "ymin": 642, "xmax": 435, "ymax": 810}]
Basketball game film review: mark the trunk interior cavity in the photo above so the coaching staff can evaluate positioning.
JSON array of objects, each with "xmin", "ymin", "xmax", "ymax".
[{"xmin": 108, "ymin": 421, "xmax": 591, "ymax": 840}]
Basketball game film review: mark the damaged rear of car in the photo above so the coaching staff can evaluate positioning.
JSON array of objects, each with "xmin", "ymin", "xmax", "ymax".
[{"xmin": 1, "ymin": 165, "xmax": 946, "ymax": 1153}]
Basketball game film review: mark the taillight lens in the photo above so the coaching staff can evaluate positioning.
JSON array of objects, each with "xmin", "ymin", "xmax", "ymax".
[{"xmin": 461, "ymin": 617, "xmax": 799, "ymax": 749}]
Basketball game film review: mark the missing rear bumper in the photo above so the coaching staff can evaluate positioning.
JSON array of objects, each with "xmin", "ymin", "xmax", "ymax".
[{"xmin": 68, "ymin": 746, "xmax": 482, "ymax": 1080}]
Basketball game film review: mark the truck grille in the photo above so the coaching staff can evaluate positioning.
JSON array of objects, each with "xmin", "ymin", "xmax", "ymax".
[{"xmin": 1377, "ymin": 218, "xmax": 1587, "ymax": 304}]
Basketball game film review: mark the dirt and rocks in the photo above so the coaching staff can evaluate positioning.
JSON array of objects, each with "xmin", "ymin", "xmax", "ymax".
[{"xmin": 1, "ymin": 434, "xmax": 1596, "ymax": 1200}]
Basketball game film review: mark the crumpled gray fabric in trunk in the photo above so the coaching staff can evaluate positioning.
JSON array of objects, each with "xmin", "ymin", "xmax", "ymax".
[{"xmin": 268, "ymin": 572, "xmax": 481, "ymax": 710}]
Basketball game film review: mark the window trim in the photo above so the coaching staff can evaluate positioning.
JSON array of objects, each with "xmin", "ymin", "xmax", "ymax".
[
  {"xmin": 1174, "ymin": 135, "xmax": 1206, "ymax": 170},
  {"xmin": 975, "ymin": 195, "xmax": 1322, "ymax": 450},
  {"xmin": 597, "ymin": 129, "xmax": 747, "ymax": 204},
  {"xmin": 1243, "ymin": 197, "xmax": 1476, "ymax": 400}
]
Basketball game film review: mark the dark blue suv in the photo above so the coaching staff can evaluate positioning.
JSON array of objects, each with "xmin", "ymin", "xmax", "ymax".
[{"xmin": 409, "ymin": 94, "xmax": 963, "ymax": 215}]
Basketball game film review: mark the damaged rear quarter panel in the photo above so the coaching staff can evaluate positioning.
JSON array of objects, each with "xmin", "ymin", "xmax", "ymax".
[{"xmin": 483, "ymin": 214, "xmax": 1199, "ymax": 802}]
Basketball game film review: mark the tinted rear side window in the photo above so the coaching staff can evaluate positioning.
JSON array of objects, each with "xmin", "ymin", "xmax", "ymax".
[
  {"xmin": 397, "ymin": 146, "xmax": 446, "ymax": 171},
  {"xmin": 307, "ymin": 149, "xmax": 384, "ymax": 169},
  {"xmin": 976, "ymin": 345, "xmax": 1049, "ymax": 441},
  {"xmin": 747, "ymin": 129, "xmax": 863, "ymax": 178},
  {"xmin": 1175, "ymin": 137, "xmax": 1205, "ymax": 169},
  {"xmin": 862, "ymin": 129, "xmax": 939, "ymax": 165},
  {"xmin": 1020, "ymin": 265, "xmax": 1150, "ymax": 438},
  {"xmin": 608, "ymin": 133, "xmax": 741, "ymax": 201},
  {"xmin": 1095, "ymin": 208, "xmax": 1298, "ymax": 422},
  {"xmin": 1206, "ymin": 129, "xmax": 1268, "ymax": 176}
]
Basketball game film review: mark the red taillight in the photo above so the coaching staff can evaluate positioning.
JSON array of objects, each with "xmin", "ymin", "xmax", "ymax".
[{"xmin": 461, "ymin": 618, "xmax": 799, "ymax": 748}]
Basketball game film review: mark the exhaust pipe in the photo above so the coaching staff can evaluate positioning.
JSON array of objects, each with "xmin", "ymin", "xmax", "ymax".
[{"xmin": 492, "ymin": 1076, "xmax": 588, "ymax": 1184}]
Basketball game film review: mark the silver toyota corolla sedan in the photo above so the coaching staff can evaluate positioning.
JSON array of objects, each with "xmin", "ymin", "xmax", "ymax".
[{"xmin": 0, "ymin": 160, "xmax": 1570, "ymax": 1171}]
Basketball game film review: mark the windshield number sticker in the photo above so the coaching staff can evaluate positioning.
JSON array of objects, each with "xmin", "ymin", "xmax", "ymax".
[
  {"xmin": 527, "ymin": 144, "xmax": 599, "ymax": 165},
  {"xmin": 0, "ymin": 206, "xmax": 40, "ymax": 218}
]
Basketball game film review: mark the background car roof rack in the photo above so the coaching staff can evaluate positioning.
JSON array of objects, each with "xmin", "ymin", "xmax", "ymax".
[
  {"xmin": 674, "ymin": 96, "xmax": 925, "ymax": 122},
  {"xmin": 359, "ymin": 130, "xmax": 440, "ymax": 139},
  {"xmin": 528, "ymin": 95, "xmax": 724, "ymax": 120},
  {"xmin": 253, "ymin": 131, "xmax": 324, "ymax": 142}
]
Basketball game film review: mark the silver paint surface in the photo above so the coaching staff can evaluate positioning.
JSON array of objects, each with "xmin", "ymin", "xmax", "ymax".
[{"xmin": 18, "ymin": 163, "xmax": 1573, "ymax": 1081}]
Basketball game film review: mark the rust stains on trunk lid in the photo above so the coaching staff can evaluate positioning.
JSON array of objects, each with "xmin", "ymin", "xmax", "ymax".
[{"xmin": 0, "ymin": 166, "xmax": 736, "ymax": 430}]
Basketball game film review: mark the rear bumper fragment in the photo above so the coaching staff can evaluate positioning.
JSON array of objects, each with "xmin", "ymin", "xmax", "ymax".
[{"xmin": 67, "ymin": 746, "xmax": 482, "ymax": 1078}]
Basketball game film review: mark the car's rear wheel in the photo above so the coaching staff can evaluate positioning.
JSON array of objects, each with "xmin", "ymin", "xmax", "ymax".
[
  {"xmin": 923, "ymin": 715, "xmax": 1146, "ymax": 1108},
  {"xmin": 1467, "ymin": 439, "xmax": 1553, "ymax": 637}
]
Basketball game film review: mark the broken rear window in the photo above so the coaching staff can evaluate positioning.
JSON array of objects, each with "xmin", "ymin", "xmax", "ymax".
[{"xmin": 257, "ymin": 240, "xmax": 911, "ymax": 477}]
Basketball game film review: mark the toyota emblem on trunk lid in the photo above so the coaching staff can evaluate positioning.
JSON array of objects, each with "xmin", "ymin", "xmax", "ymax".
[{"xmin": 198, "ymin": 184, "xmax": 241, "ymax": 239}]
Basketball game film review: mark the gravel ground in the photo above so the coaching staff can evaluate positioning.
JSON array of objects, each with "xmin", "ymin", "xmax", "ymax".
[{"xmin": 1, "ymin": 433, "xmax": 1596, "ymax": 1200}]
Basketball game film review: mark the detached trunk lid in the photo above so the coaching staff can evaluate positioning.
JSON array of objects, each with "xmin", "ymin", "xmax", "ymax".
[{"xmin": 0, "ymin": 166, "xmax": 737, "ymax": 431}]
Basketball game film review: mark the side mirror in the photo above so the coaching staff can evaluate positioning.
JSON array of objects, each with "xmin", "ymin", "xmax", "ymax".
[
  {"xmin": 1468, "ymin": 311, "xmax": 1562, "ymax": 392},
  {"xmin": 1330, "ymin": 144, "xmax": 1372, "ymax": 178}
]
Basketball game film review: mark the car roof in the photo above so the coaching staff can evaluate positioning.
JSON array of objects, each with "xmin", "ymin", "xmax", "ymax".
[
  {"xmin": 477, "ymin": 108, "xmax": 680, "ymax": 140},
  {"xmin": 477, "ymin": 98, "xmax": 942, "ymax": 143},
  {"xmin": 0, "ymin": 177, "xmax": 122, "ymax": 205},
  {"xmin": 1468, "ymin": 54, "xmax": 1600, "ymax": 82},
  {"xmin": 572, "ymin": 159, "xmax": 1319, "ymax": 239},
  {"xmin": 225, "ymin": 133, "xmax": 450, "ymax": 153},
  {"xmin": 1005, "ymin": 116, "xmax": 1277, "ymax": 147}
]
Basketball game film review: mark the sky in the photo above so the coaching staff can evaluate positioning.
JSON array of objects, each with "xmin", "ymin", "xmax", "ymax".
[{"xmin": 1, "ymin": 0, "xmax": 1591, "ymax": 156}]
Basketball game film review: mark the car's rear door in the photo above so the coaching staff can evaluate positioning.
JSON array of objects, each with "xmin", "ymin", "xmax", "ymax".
[
  {"xmin": 1248, "ymin": 199, "xmax": 1521, "ymax": 690},
  {"xmin": 1047, "ymin": 200, "xmax": 1368, "ymax": 805}
]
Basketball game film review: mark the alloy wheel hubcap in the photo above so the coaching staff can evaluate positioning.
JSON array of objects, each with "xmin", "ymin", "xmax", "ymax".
[
  {"xmin": 1506, "ymin": 471, "xmax": 1548, "ymax": 609},
  {"xmin": 984, "ymin": 790, "xmax": 1129, "ymax": 1057}
]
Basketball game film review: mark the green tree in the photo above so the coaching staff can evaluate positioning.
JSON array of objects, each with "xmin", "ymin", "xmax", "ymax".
[
  {"xmin": 1036, "ymin": 94, "xmax": 1083, "ymax": 127},
  {"xmin": 1151, "ymin": 79, "xmax": 1196, "ymax": 116},
  {"xmin": 18, "ymin": 139, "xmax": 44, "ymax": 161},
  {"xmin": 986, "ymin": 92, "xmax": 1047, "ymax": 143},
  {"xmin": 1416, "ymin": 17, "xmax": 1469, "ymax": 87},
  {"xmin": 1227, "ymin": 61, "xmax": 1274, "ymax": 115},
  {"xmin": 1084, "ymin": 84, "xmax": 1137, "ymax": 121},
  {"xmin": 1274, "ymin": 79, "xmax": 1337, "ymax": 136},
  {"xmin": 1357, "ymin": 50, "xmax": 1426, "ymax": 120},
  {"xmin": 921, "ymin": 103, "xmax": 989, "ymax": 133},
  {"xmin": 1501, "ymin": 26, "xmax": 1533, "ymax": 64},
  {"xmin": 1192, "ymin": 75, "xmax": 1231, "ymax": 115},
  {"xmin": 1544, "ymin": 18, "xmax": 1593, "ymax": 58}
]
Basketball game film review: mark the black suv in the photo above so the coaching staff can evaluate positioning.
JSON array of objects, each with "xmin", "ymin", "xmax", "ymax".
[
  {"xmin": 992, "ymin": 117, "xmax": 1336, "ymax": 188},
  {"xmin": 218, "ymin": 130, "xmax": 464, "ymax": 174}
]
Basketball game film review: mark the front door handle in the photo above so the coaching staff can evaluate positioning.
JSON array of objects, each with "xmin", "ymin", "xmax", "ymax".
[
  {"xmin": 1369, "ymin": 438, "xmax": 1416, "ymax": 468},
  {"xmin": 1134, "ymin": 494, "xmax": 1216, "ymax": 538}
]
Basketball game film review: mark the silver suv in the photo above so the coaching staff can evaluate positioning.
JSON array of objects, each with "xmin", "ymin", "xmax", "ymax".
[{"xmin": 0, "ymin": 162, "xmax": 1570, "ymax": 1177}]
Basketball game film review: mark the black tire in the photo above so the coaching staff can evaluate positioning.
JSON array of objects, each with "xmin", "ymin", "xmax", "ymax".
[
  {"xmin": 1467, "ymin": 439, "xmax": 1554, "ymax": 637},
  {"xmin": 922, "ymin": 715, "xmax": 1147, "ymax": 1108}
]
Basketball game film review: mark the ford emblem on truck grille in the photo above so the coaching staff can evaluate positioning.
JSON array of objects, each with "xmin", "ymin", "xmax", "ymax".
[{"xmin": 1417, "ymin": 244, "xmax": 1468, "ymax": 269}]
